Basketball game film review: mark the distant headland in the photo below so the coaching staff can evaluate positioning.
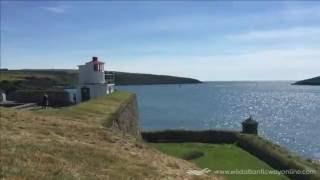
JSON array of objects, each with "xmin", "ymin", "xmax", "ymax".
[
  {"xmin": 0, "ymin": 69, "xmax": 201, "ymax": 93},
  {"xmin": 294, "ymin": 76, "xmax": 320, "ymax": 86},
  {"xmin": 114, "ymin": 71, "xmax": 201, "ymax": 85}
]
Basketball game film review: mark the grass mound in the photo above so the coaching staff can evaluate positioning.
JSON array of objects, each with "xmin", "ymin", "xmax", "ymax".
[
  {"xmin": 152, "ymin": 143, "xmax": 289, "ymax": 180},
  {"xmin": 0, "ymin": 92, "xmax": 217, "ymax": 179}
]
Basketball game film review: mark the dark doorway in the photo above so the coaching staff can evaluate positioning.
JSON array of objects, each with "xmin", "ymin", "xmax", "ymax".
[{"xmin": 81, "ymin": 87, "xmax": 90, "ymax": 101}]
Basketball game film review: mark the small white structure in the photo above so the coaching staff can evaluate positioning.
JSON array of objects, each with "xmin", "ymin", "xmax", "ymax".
[
  {"xmin": 0, "ymin": 90, "xmax": 7, "ymax": 103},
  {"xmin": 77, "ymin": 57, "xmax": 115, "ymax": 102}
]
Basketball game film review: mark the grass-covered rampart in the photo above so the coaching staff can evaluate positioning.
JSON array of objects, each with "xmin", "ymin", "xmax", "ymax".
[
  {"xmin": 142, "ymin": 130, "xmax": 320, "ymax": 180},
  {"xmin": 1, "ymin": 92, "xmax": 214, "ymax": 179},
  {"xmin": 36, "ymin": 91, "xmax": 134, "ymax": 127}
]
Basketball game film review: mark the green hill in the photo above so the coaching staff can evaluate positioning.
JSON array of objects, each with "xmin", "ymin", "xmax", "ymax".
[
  {"xmin": 0, "ymin": 69, "xmax": 201, "ymax": 94},
  {"xmin": 294, "ymin": 76, "xmax": 320, "ymax": 85},
  {"xmin": 114, "ymin": 71, "xmax": 201, "ymax": 85}
]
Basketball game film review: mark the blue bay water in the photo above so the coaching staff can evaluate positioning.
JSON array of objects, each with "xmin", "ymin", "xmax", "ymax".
[{"xmin": 118, "ymin": 82, "xmax": 320, "ymax": 160}]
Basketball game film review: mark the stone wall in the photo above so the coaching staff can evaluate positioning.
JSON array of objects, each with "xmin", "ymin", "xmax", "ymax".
[
  {"xmin": 8, "ymin": 90, "xmax": 72, "ymax": 107},
  {"xmin": 111, "ymin": 94, "xmax": 140, "ymax": 138},
  {"xmin": 142, "ymin": 130, "xmax": 237, "ymax": 144}
]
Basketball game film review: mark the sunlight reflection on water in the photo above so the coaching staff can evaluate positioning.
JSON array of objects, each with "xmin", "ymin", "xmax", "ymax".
[{"xmin": 119, "ymin": 82, "xmax": 320, "ymax": 159}]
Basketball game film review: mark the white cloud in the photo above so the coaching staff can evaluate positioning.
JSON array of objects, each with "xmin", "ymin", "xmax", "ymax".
[
  {"xmin": 42, "ymin": 5, "xmax": 68, "ymax": 14},
  {"xmin": 281, "ymin": 2, "xmax": 320, "ymax": 19},
  {"xmin": 229, "ymin": 27, "xmax": 320, "ymax": 41},
  {"xmin": 106, "ymin": 48, "xmax": 320, "ymax": 81},
  {"xmin": 106, "ymin": 3, "xmax": 320, "ymax": 36}
]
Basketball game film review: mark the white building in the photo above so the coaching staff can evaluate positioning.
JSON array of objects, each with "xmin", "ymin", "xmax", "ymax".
[
  {"xmin": 0, "ymin": 89, "xmax": 6, "ymax": 103},
  {"xmin": 77, "ymin": 57, "xmax": 115, "ymax": 102}
]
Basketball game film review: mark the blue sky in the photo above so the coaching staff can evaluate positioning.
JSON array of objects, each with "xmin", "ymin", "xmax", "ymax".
[{"xmin": 1, "ymin": 1, "xmax": 320, "ymax": 81}]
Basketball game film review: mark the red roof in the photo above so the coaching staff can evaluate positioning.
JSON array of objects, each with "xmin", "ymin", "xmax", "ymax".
[{"xmin": 91, "ymin": 56, "xmax": 104, "ymax": 64}]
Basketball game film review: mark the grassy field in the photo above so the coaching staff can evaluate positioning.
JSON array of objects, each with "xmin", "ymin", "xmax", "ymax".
[
  {"xmin": 0, "ymin": 70, "xmax": 77, "ymax": 82},
  {"xmin": 1, "ymin": 92, "xmax": 218, "ymax": 179},
  {"xmin": 0, "ymin": 70, "xmax": 78, "ymax": 93},
  {"xmin": 35, "ymin": 91, "xmax": 133, "ymax": 127},
  {"xmin": 152, "ymin": 143, "xmax": 289, "ymax": 180}
]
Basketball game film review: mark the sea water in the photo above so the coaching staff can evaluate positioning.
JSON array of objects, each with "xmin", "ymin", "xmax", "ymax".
[{"xmin": 118, "ymin": 82, "xmax": 320, "ymax": 160}]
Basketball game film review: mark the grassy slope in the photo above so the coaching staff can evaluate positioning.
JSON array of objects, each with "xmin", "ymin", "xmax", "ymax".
[
  {"xmin": 152, "ymin": 143, "xmax": 289, "ymax": 180},
  {"xmin": 0, "ymin": 70, "xmax": 78, "ymax": 93},
  {"xmin": 236, "ymin": 134, "xmax": 320, "ymax": 173},
  {"xmin": 0, "ymin": 92, "xmax": 217, "ymax": 180},
  {"xmin": 35, "ymin": 91, "xmax": 133, "ymax": 127}
]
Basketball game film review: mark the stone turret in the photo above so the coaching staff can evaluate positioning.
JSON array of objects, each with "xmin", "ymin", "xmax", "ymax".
[{"xmin": 242, "ymin": 116, "xmax": 258, "ymax": 135}]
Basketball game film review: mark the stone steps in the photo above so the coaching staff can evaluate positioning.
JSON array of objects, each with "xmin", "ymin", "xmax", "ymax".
[{"xmin": 12, "ymin": 103, "xmax": 37, "ymax": 110}]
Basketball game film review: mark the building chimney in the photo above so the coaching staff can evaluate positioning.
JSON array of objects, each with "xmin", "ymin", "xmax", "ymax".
[{"xmin": 92, "ymin": 56, "xmax": 98, "ymax": 62}]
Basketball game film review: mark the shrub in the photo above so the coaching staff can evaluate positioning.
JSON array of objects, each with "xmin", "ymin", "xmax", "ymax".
[{"xmin": 182, "ymin": 151, "xmax": 204, "ymax": 160}]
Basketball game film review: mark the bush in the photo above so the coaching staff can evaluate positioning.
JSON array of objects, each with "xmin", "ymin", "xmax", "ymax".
[
  {"xmin": 0, "ymin": 80, "xmax": 21, "ymax": 94},
  {"xmin": 182, "ymin": 151, "xmax": 204, "ymax": 160}
]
